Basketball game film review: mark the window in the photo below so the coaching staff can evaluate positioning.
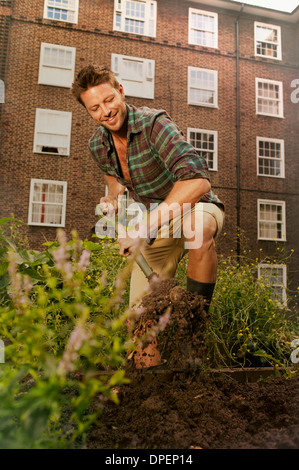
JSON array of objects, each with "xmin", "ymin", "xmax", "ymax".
[
  {"xmin": 254, "ymin": 22, "xmax": 281, "ymax": 60},
  {"xmin": 43, "ymin": 0, "xmax": 79, "ymax": 24},
  {"xmin": 38, "ymin": 43, "xmax": 76, "ymax": 88},
  {"xmin": 256, "ymin": 78, "xmax": 283, "ymax": 118},
  {"xmin": 187, "ymin": 128, "xmax": 217, "ymax": 171},
  {"xmin": 33, "ymin": 108, "xmax": 72, "ymax": 156},
  {"xmin": 257, "ymin": 137, "xmax": 284, "ymax": 178},
  {"xmin": 188, "ymin": 67, "xmax": 218, "ymax": 107},
  {"xmin": 28, "ymin": 179, "xmax": 67, "ymax": 227},
  {"xmin": 111, "ymin": 54, "xmax": 154, "ymax": 99},
  {"xmin": 188, "ymin": 8, "xmax": 218, "ymax": 48},
  {"xmin": 258, "ymin": 263, "xmax": 287, "ymax": 305},
  {"xmin": 113, "ymin": 0, "xmax": 157, "ymax": 37},
  {"xmin": 258, "ymin": 199, "xmax": 286, "ymax": 241}
]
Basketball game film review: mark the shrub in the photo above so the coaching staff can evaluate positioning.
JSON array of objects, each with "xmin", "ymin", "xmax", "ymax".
[{"xmin": 0, "ymin": 223, "xmax": 132, "ymax": 448}]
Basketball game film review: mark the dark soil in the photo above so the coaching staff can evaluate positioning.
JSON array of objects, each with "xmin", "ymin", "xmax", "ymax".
[{"xmin": 87, "ymin": 279, "xmax": 299, "ymax": 450}]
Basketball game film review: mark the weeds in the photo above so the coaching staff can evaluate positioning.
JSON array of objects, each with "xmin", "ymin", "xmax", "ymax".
[{"xmin": 205, "ymin": 239, "xmax": 299, "ymax": 369}]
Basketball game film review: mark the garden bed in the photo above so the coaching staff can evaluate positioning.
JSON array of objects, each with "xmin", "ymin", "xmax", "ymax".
[
  {"xmin": 87, "ymin": 278, "xmax": 299, "ymax": 450},
  {"xmin": 88, "ymin": 368, "xmax": 299, "ymax": 449}
]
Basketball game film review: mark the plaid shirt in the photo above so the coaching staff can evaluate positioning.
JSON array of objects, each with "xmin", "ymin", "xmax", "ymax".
[{"xmin": 88, "ymin": 105, "xmax": 224, "ymax": 210}]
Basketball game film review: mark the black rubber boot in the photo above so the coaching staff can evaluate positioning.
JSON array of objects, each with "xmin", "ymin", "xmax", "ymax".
[{"xmin": 187, "ymin": 277, "xmax": 215, "ymax": 313}]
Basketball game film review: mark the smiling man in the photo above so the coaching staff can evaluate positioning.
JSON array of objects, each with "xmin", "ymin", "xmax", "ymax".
[{"xmin": 71, "ymin": 65, "xmax": 225, "ymax": 368}]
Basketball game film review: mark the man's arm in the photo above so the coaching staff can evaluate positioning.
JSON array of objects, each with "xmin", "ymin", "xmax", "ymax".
[
  {"xmin": 100, "ymin": 175, "xmax": 126, "ymax": 215},
  {"xmin": 118, "ymin": 177, "xmax": 211, "ymax": 256},
  {"xmin": 146, "ymin": 178, "xmax": 211, "ymax": 238}
]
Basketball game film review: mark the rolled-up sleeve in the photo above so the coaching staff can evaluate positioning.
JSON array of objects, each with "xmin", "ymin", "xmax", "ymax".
[{"xmin": 149, "ymin": 113, "xmax": 210, "ymax": 182}]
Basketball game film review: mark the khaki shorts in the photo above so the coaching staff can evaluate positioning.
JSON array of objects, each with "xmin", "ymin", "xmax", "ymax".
[{"xmin": 129, "ymin": 203, "xmax": 225, "ymax": 308}]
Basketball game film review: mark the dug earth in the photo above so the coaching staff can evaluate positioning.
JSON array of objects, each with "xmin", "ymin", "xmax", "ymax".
[{"xmin": 88, "ymin": 279, "xmax": 299, "ymax": 449}]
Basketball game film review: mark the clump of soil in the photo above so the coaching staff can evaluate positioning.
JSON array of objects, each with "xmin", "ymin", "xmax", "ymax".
[
  {"xmin": 87, "ymin": 279, "xmax": 299, "ymax": 449},
  {"xmin": 127, "ymin": 278, "xmax": 209, "ymax": 370}
]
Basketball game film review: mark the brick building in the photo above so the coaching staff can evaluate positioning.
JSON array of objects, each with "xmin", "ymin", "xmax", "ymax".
[{"xmin": 0, "ymin": 0, "xmax": 298, "ymax": 305}]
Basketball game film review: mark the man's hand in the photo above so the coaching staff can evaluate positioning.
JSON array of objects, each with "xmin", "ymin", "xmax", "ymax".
[
  {"xmin": 118, "ymin": 223, "xmax": 148, "ymax": 257},
  {"xmin": 118, "ymin": 232, "xmax": 144, "ymax": 257},
  {"xmin": 98, "ymin": 195, "xmax": 119, "ymax": 216}
]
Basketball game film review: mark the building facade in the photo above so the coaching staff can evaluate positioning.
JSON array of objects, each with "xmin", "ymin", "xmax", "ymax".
[{"xmin": 0, "ymin": 0, "xmax": 298, "ymax": 304}]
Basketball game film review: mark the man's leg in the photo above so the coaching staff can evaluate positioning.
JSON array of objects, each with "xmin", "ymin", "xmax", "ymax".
[{"xmin": 183, "ymin": 204, "xmax": 224, "ymax": 312}]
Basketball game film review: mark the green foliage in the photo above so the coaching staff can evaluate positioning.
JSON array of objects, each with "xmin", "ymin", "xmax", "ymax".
[
  {"xmin": 205, "ymin": 244, "xmax": 299, "ymax": 369},
  {"xmin": 0, "ymin": 219, "xmax": 298, "ymax": 447},
  {"xmin": 0, "ymin": 220, "xmax": 131, "ymax": 448}
]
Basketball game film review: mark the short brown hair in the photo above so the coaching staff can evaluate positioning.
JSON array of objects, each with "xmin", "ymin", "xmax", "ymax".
[{"xmin": 71, "ymin": 65, "xmax": 120, "ymax": 106}]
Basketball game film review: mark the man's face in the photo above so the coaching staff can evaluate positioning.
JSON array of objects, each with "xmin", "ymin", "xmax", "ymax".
[{"xmin": 80, "ymin": 82, "xmax": 127, "ymax": 134}]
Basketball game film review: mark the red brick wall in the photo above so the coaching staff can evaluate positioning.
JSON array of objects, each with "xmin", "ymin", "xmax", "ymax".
[{"xmin": 0, "ymin": 0, "xmax": 298, "ymax": 291}]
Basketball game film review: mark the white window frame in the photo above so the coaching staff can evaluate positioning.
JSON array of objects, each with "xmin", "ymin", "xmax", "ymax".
[
  {"xmin": 187, "ymin": 128, "xmax": 218, "ymax": 171},
  {"xmin": 258, "ymin": 263, "xmax": 287, "ymax": 306},
  {"xmin": 28, "ymin": 179, "xmax": 67, "ymax": 227},
  {"xmin": 256, "ymin": 78, "xmax": 284, "ymax": 118},
  {"xmin": 188, "ymin": 66, "xmax": 218, "ymax": 108},
  {"xmin": 256, "ymin": 137, "xmax": 285, "ymax": 178},
  {"xmin": 111, "ymin": 53, "xmax": 155, "ymax": 99},
  {"xmin": 258, "ymin": 199, "xmax": 286, "ymax": 242},
  {"xmin": 38, "ymin": 43, "xmax": 76, "ymax": 88},
  {"xmin": 113, "ymin": 0, "xmax": 157, "ymax": 37},
  {"xmin": 33, "ymin": 108, "xmax": 72, "ymax": 156},
  {"xmin": 254, "ymin": 21, "xmax": 282, "ymax": 60},
  {"xmin": 188, "ymin": 8, "xmax": 218, "ymax": 48},
  {"xmin": 43, "ymin": 0, "xmax": 79, "ymax": 24}
]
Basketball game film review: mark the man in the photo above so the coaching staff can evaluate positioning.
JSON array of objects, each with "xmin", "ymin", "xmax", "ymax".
[{"xmin": 71, "ymin": 65, "xmax": 225, "ymax": 367}]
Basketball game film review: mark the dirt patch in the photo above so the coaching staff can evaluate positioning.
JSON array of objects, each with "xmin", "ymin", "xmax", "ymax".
[
  {"xmin": 88, "ymin": 279, "xmax": 299, "ymax": 449},
  {"xmin": 88, "ymin": 371, "xmax": 299, "ymax": 449}
]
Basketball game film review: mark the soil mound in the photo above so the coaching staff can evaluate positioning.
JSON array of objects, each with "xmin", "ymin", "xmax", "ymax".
[
  {"xmin": 127, "ymin": 278, "xmax": 209, "ymax": 370},
  {"xmin": 88, "ymin": 279, "xmax": 299, "ymax": 449}
]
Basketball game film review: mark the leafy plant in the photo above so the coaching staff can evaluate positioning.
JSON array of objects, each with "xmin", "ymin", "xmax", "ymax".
[
  {"xmin": 0, "ymin": 224, "xmax": 132, "ymax": 448},
  {"xmin": 205, "ymin": 240, "xmax": 299, "ymax": 369}
]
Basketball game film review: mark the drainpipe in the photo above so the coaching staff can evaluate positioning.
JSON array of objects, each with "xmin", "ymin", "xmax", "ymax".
[{"xmin": 235, "ymin": 4, "xmax": 244, "ymax": 263}]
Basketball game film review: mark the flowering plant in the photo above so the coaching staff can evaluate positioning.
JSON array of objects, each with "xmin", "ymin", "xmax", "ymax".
[{"xmin": 0, "ymin": 222, "xmax": 132, "ymax": 448}]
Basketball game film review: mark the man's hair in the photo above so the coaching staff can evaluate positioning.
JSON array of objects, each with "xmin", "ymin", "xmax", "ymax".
[{"xmin": 71, "ymin": 65, "xmax": 120, "ymax": 106}]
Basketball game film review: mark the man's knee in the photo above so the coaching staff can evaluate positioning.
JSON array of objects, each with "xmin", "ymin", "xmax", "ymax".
[{"xmin": 183, "ymin": 211, "xmax": 217, "ymax": 250}]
